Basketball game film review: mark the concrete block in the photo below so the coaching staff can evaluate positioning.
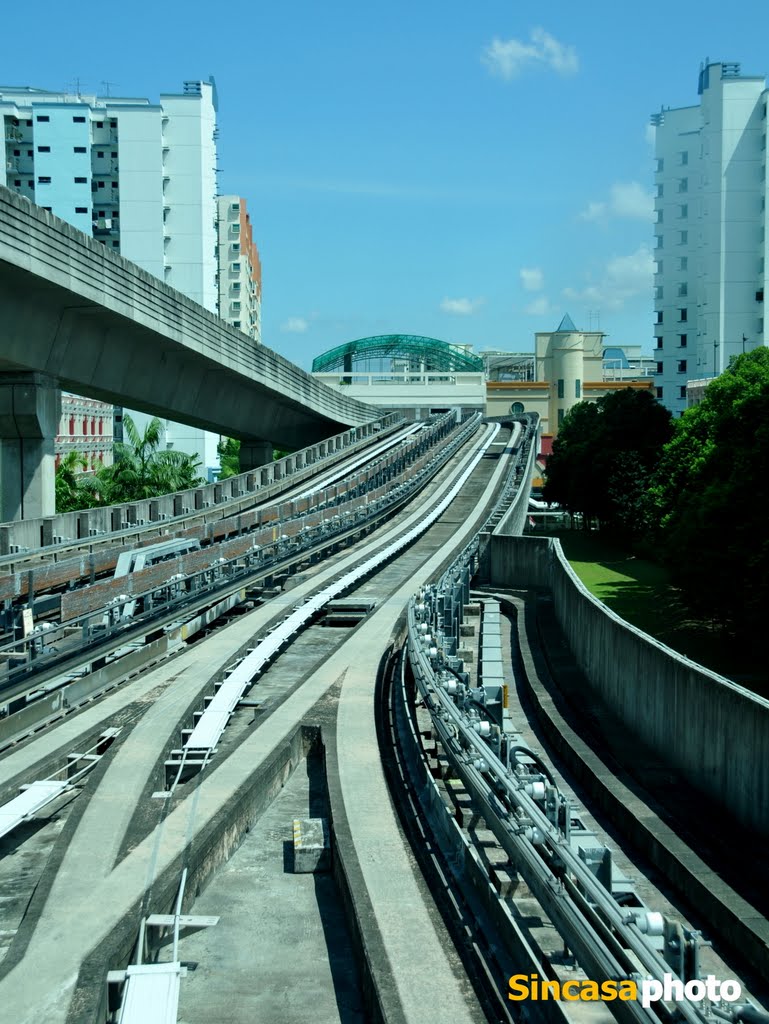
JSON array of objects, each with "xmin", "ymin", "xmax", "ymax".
[
  {"xmin": 292, "ymin": 818, "xmax": 331, "ymax": 873},
  {"xmin": 459, "ymin": 623, "xmax": 475, "ymax": 637}
]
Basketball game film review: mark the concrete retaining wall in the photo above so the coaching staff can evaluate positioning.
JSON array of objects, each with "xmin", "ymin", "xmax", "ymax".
[{"xmin": 488, "ymin": 535, "xmax": 769, "ymax": 838}]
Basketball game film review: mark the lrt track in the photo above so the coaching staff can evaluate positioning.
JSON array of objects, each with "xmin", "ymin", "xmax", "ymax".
[
  {"xmin": 0, "ymin": 413, "xmax": 466, "ymax": 732},
  {"xmin": 0, "ymin": 421, "xmax": 521, "ymax": 1024}
]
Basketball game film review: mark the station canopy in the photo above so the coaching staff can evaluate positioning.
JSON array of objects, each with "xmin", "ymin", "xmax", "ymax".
[{"xmin": 311, "ymin": 334, "xmax": 484, "ymax": 373}]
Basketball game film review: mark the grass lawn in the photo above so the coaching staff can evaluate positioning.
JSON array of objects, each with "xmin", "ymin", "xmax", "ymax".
[{"xmin": 544, "ymin": 529, "xmax": 765, "ymax": 691}]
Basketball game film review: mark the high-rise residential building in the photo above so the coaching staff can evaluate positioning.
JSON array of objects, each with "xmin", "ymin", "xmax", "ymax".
[
  {"xmin": 651, "ymin": 60, "xmax": 768, "ymax": 416},
  {"xmin": 216, "ymin": 195, "xmax": 262, "ymax": 342},
  {"xmin": 0, "ymin": 79, "xmax": 221, "ymax": 473}
]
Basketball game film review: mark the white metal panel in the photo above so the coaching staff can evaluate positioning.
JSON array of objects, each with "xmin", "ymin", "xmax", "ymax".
[
  {"xmin": 0, "ymin": 779, "xmax": 69, "ymax": 839},
  {"xmin": 118, "ymin": 963, "xmax": 181, "ymax": 1024}
]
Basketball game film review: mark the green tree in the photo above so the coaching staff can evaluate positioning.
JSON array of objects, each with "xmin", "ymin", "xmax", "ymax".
[
  {"xmin": 92, "ymin": 415, "xmax": 203, "ymax": 505},
  {"xmin": 544, "ymin": 389, "xmax": 672, "ymax": 537},
  {"xmin": 55, "ymin": 451, "xmax": 93, "ymax": 513},
  {"xmin": 217, "ymin": 437, "xmax": 241, "ymax": 479},
  {"xmin": 649, "ymin": 348, "xmax": 769, "ymax": 642}
]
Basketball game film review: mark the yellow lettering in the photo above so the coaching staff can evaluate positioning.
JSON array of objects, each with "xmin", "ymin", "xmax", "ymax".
[
  {"xmin": 541, "ymin": 981, "xmax": 560, "ymax": 1001},
  {"xmin": 562, "ymin": 981, "xmax": 581, "ymax": 1001},
  {"xmin": 601, "ymin": 981, "xmax": 618, "ymax": 1001},
  {"xmin": 508, "ymin": 976, "xmax": 529, "ymax": 1002},
  {"xmin": 580, "ymin": 982, "xmax": 599, "ymax": 1001},
  {"xmin": 619, "ymin": 981, "xmax": 638, "ymax": 1002}
]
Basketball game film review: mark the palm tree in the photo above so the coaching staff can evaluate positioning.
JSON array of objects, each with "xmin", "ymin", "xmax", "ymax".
[{"xmin": 96, "ymin": 415, "xmax": 203, "ymax": 504}]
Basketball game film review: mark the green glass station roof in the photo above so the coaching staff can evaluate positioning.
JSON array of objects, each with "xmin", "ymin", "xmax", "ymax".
[{"xmin": 311, "ymin": 334, "xmax": 484, "ymax": 373}]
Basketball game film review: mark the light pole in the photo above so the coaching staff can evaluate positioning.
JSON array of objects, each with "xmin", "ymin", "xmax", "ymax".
[
  {"xmin": 713, "ymin": 339, "xmax": 720, "ymax": 376},
  {"xmin": 742, "ymin": 334, "xmax": 748, "ymax": 354}
]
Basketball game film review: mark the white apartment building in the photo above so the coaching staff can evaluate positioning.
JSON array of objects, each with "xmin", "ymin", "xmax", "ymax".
[
  {"xmin": 652, "ymin": 61, "xmax": 768, "ymax": 416},
  {"xmin": 0, "ymin": 79, "xmax": 221, "ymax": 474},
  {"xmin": 217, "ymin": 195, "xmax": 262, "ymax": 342}
]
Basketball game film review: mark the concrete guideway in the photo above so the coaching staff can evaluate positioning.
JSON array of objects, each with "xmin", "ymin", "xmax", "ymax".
[
  {"xmin": 0, "ymin": 422, "xmax": 507, "ymax": 1023},
  {"xmin": 0, "ymin": 185, "xmax": 375, "ymax": 518}
]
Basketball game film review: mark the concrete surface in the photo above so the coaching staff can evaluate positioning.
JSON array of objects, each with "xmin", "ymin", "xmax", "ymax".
[
  {"xmin": 176, "ymin": 761, "xmax": 361, "ymax": 1024},
  {"xmin": 488, "ymin": 534, "xmax": 769, "ymax": 839},
  {"xmin": 0, "ymin": 185, "xmax": 373, "ymax": 455}
]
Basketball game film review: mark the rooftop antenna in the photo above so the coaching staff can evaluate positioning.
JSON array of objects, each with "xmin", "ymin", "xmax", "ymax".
[
  {"xmin": 100, "ymin": 80, "xmax": 119, "ymax": 97},
  {"xmin": 67, "ymin": 77, "xmax": 86, "ymax": 98}
]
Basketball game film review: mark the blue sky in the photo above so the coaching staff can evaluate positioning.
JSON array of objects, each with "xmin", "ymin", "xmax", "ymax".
[{"xmin": 7, "ymin": 1, "xmax": 769, "ymax": 368}]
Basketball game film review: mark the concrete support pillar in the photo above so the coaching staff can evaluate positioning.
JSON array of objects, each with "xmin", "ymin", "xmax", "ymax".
[
  {"xmin": 0, "ymin": 372, "xmax": 61, "ymax": 522},
  {"xmin": 240, "ymin": 440, "xmax": 273, "ymax": 472}
]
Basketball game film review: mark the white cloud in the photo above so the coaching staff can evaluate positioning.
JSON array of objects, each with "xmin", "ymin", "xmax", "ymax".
[
  {"xmin": 280, "ymin": 317, "xmax": 309, "ymax": 333},
  {"xmin": 579, "ymin": 181, "xmax": 653, "ymax": 222},
  {"xmin": 563, "ymin": 245, "xmax": 653, "ymax": 310},
  {"xmin": 520, "ymin": 267, "xmax": 544, "ymax": 292},
  {"xmin": 482, "ymin": 28, "xmax": 579, "ymax": 80},
  {"xmin": 440, "ymin": 297, "xmax": 485, "ymax": 315},
  {"xmin": 524, "ymin": 295, "xmax": 552, "ymax": 316}
]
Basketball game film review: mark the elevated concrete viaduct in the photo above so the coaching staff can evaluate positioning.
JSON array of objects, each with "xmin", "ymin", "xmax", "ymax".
[{"xmin": 0, "ymin": 186, "xmax": 375, "ymax": 519}]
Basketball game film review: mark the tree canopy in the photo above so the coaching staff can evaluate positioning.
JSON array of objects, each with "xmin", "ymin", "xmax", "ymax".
[
  {"xmin": 55, "ymin": 414, "xmax": 203, "ymax": 512},
  {"xmin": 649, "ymin": 348, "xmax": 769, "ymax": 640},
  {"xmin": 543, "ymin": 389, "xmax": 673, "ymax": 537}
]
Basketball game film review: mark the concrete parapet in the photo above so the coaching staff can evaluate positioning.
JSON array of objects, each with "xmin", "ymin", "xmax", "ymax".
[{"xmin": 488, "ymin": 534, "xmax": 769, "ymax": 838}]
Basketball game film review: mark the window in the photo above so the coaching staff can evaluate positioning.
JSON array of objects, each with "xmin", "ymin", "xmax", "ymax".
[
  {"xmin": 575, "ymin": 379, "xmax": 581, "ymax": 398},
  {"xmin": 96, "ymin": 151, "xmax": 104, "ymax": 158},
  {"xmin": 655, "ymin": 336, "xmax": 663, "ymax": 349},
  {"xmin": 656, "ymin": 184, "xmax": 664, "ymax": 198},
  {"xmin": 109, "ymin": 119, "xmax": 117, "ymax": 127},
  {"xmin": 655, "ymin": 235, "xmax": 664, "ymax": 249},
  {"xmin": 97, "ymin": 181, "xmax": 105, "ymax": 188},
  {"xmin": 679, "ymin": 386, "xmax": 687, "ymax": 399},
  {"xmin": 510, "ymin": 401, "xmax": 525, "ymax": 414},
  {"xmin": 679, "ymin": 204, "xmax": 688, "ymax": 218},
  {"xmin": 656, "ymin": 158, "xmax": 664, "ymax": 172},
  {"xmin": 557, "ymin": 409, "xmax": 565, "ymax": 427},
  {"xmin": 655, "ymin": 286, "xmax": 664, "ymax": 300},
  {"xmin": 37, "ymin": 145, "xmax": 50, "ymax": 152},
  {"xmin": 231, "ymin": 202, "xmax": 239, "ymax": 211},
  {"xmin": 26, "ymin": 149, "xmax": 32, "ymax": 157},
  {"xmin": 96, "ymin": 121, "xmax": 104, "ymax": 128},
  {"xmin": 112, "ymin": 181, "xmax": 118, "ymax": 189},
  {"xmin": 678, "ymin": 178, "xmax": 688, "ymax": 193},
  {"xmin": 655, "ymin": 311, "xmax": 663, "ymax": 324},
  {"xmin": 677, "ymin": 360, "xmax": 687, "ymax": 372},
  {"xmin": 25, "ymin": 119, "xmax": 32, "ymax": 126},
  {"xmin": 36, "ymin": 115, "xmax": 50, "ymax": 122},
  {"xmin": 557, "ymin": 379, "xmax": 564, "ymax": 399},
  {"xmin": 656, "ymin": 361, "xmax": 664, "ymax": 374},
  {"xmin": 655, "ymin": 260, "xmax": 663, "ymax": 275},
  {"xmin": 12, "ymin": 149, "xmax": 20, "ymax": 156},
  {"xmin": 13, "ymin": 179, "xmax": 20, "ymax": 187},
  {"xmin": 74, "ymin": 176, "xmax": 87, "ymax": 183},
  {"xmin": 37, "ymin": 176, "xmax": 51, "ymax": 184},
  {"xmin": 679, "ymin": 230, "xmax": 688, "ymax": 244},
  {"xmin": 757, "ymin": 289, "xmax": 764, "ymax": 302},
  {"xmin": 656, "ymin": 386, "xmax": 664, "ymax": 399},
  {"xmin": 680, "ymin": 151, "xmax": 688, "ymax": 166},
  {"xmin": 231, "ymin": 261, "xmax": 241, "ymax": 271},
  {"xmin": 656, "ymin": 209, "xmax": 663, "ymax": 223},
  {"xmin": 28, "ymin": 180, "xmax": 34, "ymax": 187},
  {"xmin": 232, "ymin": 301, "xmax": 241, "ymax": 311},
  {"xmin": 111, "ymin": 241, "xmax": 119, "ymax": 248},
  {"xmin": 74, "ymin": 146, "xmax": 86, "ymax": 153},
  {"xmin": 678, "ymin": 282, "xmax": 688, "ymax": 297},
  {"xmin": 232, "ymin": 282, "xmax": 241, "ymax": 291},
  {"xmin": 113, "ymin": 210, "xmax": 119, "ymax": 219},
  {"xmin": 75, "ymin": 206, "xmax": 87, "ymax": 214},
  {"xmin": 233, "ymin": 320, "xmax": 242, "ymax": 329},
  {"xmin": 231, "ymin": 242, "xmax": 240, "ymax": 251},
  {"xmin": 679, "ymin": 308, "xmax": 688, "ymax": 322},
  {"xmin": 679, "ymin": 334, "xmax": 687, "ymax": 347},
  {"xmin": 678, "ymin": 256, "xmax": 688, "ymax": 271},
  {"xmin": 73, "ymin": 115, "xmax": 86, "ymax": 123},
  {"xmin": 42, "ymin": 206, "xmax": 52, "ymax": 211}
]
